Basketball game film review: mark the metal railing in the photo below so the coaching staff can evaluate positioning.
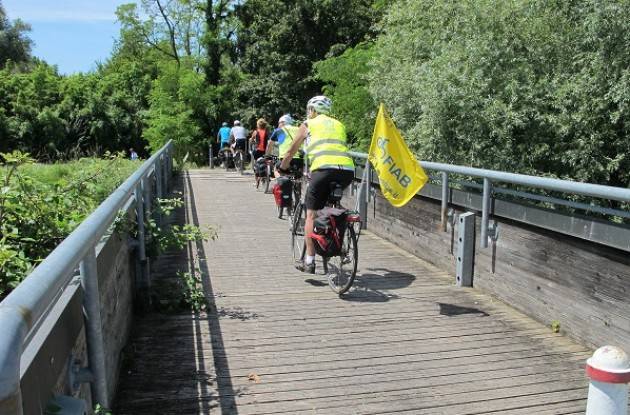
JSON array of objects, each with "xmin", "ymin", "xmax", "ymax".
[
  {"xmin": 0, "ymin": 141, "xmax": 173, "ymax": 414},
  {"xmin": 349, "ymin": 151, "xmax": 630, "ymax": 249}
]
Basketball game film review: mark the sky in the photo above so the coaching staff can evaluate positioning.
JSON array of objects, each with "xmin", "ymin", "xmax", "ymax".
[{"xmin": 2, "ymin": 0, "xmax": 137, "ymax": 74}]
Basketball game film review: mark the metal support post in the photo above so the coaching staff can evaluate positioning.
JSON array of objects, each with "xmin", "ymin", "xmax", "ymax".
[
  {"xmin": 80, "ymin": 248, "xmax": 109, "ymax": 408},
  {"xmin": 134, "ymin": 183, "xmax": 150, "ymax": 307},
  {"xmin": 154, "ymin": 160, "xmax": 164, "ymax": 225},
  {"xmin": 155, "ymin": 160, "xmax": 163, "ymax": 200},
  {"xmin": 135, "ymin": 183, "xmax": 146, "ymax": 263},
  {"xmin": 440, "ymin": 172, "xmax": 449, "ymax": 232},
  {"xmin": 456, "ymin": 212, "xmax": 475, "ymax": 287},
  {"xmin": 168, "ymin": 145, "xmax": 173, "ymax": 173},
  {"xmin": 586, "ymin": 345, "xmax": 630, "ymax": 415},
  {"xmin": 162, "ymin": 153, "xmax": 169, "ymax": 191},
  {"xmin": 209, "ymin": 144, "xmax": 214, "ymax": 169},
  {"xmin": 480, "ymin": 178, "xmax": 492, "ymax": 248},
  {"xmin": 0, "ymin": 308, "xmax": 26, "ymax": 415},
  {"xmin": 142, "ymin": 176, "xmax": 152, "ymax": 222},
  {"xmin": 358, "ymin": 160, "xmax": 371, "ymax": 230}
]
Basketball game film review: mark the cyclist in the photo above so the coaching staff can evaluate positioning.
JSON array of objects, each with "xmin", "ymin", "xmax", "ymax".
[
  {"xmin": 267, "ymin": 114, "xmax": 303, "ymax": 177},
  {"xmin": 250, "ymin": 118, "xmax": 271, "ymax": 161},
  {"xmin": 278, "ymin": 96, "xmax": 355, "ymax": 274},
  {"xmin": 217, "ymin": 122, "xmax": 231, "ymax": 150},
  {"xmin": 229, "ymin": 120, "xmax": 248, "ymax": 156}
]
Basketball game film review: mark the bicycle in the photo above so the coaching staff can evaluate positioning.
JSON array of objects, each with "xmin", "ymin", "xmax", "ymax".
[
  {"xmin": 290, "ymin": 180, "xmax": 361, "ymax": 295},
  {"xmin": 233, "ymin": 149, "xmax": 246, "ymax": 175},
  {"xmin": 274, "ymin": 163, "xmax": 304, "ymax": 219},
  {"xmin": 219, "ymin": 147, "xmax": 233, "ymax": 171},
  {"xmin": 256, "ymin": 154, "xmax": 277, "ymax": 193},
  {"xmin": 288, "ymin": 164, "xmax": 304, "ymax": 217}
]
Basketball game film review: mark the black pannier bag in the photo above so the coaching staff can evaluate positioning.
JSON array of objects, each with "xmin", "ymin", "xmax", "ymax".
[
  {"xmin": 273, "ymin": 175, "xmax": 293, "ymax": 207},
  {"xmin": 309, "ymin": 207, "xmax": 348, "ymax": 257},
  {"xmin": 255, "ymin": 157, "xmax": 267, "ymax": 177}
]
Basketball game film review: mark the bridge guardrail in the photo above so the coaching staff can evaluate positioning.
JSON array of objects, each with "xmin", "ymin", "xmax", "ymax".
[
  {"xmin": 349, "ymin": 151, "xmax": 630, "ymax": 251},
  {"xmin": 0, "ymin": 141, "xmax": 173, "ymax": 414}
]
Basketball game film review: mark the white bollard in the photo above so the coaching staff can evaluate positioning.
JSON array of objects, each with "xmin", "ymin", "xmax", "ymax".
[{"xmin": 585, "ymin": 345, "xmax": 630, "ymax": 415}]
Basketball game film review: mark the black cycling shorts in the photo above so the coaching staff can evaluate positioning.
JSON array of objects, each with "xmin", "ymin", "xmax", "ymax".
[
  {"xmin": 234, "ymin": 139, "xmax": 247, "ymax": 152},
  {"xmin": 305, "ymin": 169, "xmax": 355, "ymax": 211},
  {"xmin": 253, "ymin": 150, "xmax": 266, "ymax": 160}
]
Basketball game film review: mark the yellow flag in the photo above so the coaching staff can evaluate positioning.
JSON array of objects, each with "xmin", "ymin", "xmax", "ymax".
[{"xmin": 368, "ymin": 104, "xmax": 428, "ymax": 207}]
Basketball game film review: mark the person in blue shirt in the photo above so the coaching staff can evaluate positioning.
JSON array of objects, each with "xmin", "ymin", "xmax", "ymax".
[{"xmin": 217, "ymin": 122, "xmax": 231, "ymax": 149}]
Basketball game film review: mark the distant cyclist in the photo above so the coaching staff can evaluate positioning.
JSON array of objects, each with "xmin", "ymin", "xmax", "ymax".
[
  {"xmin": 229, "ymin": 120, "xmax": 248, "ymax": 156},
  {"xmin": 268, "ymin": 114, "xmax": 303, "ymax": 177},
  {"xmin": 279, "ymin": 96, "xmax": 355, "ymax": 274},
  {"xmin": 217, "ymin": 122, "xmax": 231, "ymax": 150},
  {"xmin": 250, "ymin": 118, "xmax": 271, "ymax": 161}
]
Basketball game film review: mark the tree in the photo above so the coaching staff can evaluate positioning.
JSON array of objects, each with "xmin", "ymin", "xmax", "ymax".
[
  {"xmin": 202, "ymin": 0, "xmax": 235, "ymax": 85},
  {"xmin": 368, "ymin": 0, "xmax": 630, "ymax": 189},
  {"xmin": 0, "ymin": 2, "xmax": 32, "ymax": 68},
  {"xmin": 234, "ymin": 0, "xmax": 381, "ymax": 124},
  {"xmin": 315, "ymin": 42, "xmax": 376, "ymax": 150},
  {"xmin": 116, "ymin": 0, "xmax": 206, "ymax": 67}
]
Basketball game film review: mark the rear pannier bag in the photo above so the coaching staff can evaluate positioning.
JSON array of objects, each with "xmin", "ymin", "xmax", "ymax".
[
  {"xmin": 255, "ymin": 157, "xmax": 267, "ymax": 177},
  {"xmin": 309, "ymin": 207, "xmax": 348, "ymax": 257},
  {"xmin": 273, "ymin": 176, "xmax": 293, "ymax": 207}
]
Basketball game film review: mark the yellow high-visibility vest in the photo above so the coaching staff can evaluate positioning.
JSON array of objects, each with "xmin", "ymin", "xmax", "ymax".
[
  {"xmin": 279, "ymin": 125, "xmax": 301, "ymax": 159},
  {"xmin": 306, "ymin": 114, "xmax": 354, "ymax": 172}
]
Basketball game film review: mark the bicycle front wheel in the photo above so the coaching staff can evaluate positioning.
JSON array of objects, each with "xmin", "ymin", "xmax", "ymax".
[
  {"xmin": 327, "ymin": 225, "xmax": 358, "ymax": 295},
  {"xmin": 291, "ymin": 181, "xmax": 302, "ymax": 216},
  {"xmin": 291, "ymin": 202, "xmax": 306, "ymax": 263}
]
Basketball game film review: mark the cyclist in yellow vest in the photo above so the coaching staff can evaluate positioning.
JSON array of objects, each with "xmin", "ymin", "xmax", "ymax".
[
  {"xmin": 267, "ymin": 114, "xmax": 304, "ymax": 177},
  {"xmin": 279, "ymin": 95, "xmax": 355, "ymax": 274}
]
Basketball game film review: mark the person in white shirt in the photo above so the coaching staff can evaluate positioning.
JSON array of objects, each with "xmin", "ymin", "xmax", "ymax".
[{"xmin": 229, "ymin": 120, "xmax": 248, "ymax": 155}]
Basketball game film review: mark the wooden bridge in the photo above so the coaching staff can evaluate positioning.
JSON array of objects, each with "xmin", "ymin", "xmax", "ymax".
[{"xmin": 114, "ymin": 169, "xmax": 594, "ymax": 414}]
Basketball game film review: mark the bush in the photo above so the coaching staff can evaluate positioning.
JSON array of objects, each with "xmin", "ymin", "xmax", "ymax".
[
  {"xmin": 369, "ymin": 0, "xmax": 630, "ymax": 188},
  {"xmin": 0, "ymin": 152, "xmax": 137, "ymax": 299}
]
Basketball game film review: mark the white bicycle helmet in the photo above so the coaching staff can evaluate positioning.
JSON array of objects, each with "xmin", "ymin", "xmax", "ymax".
[
  {"xmin": 233, "ymin": 120, "xmax": 241, "ymax": 126},
  {"xmin": 278, "ymin": 114, "xmax": 294, "ymax": 125},
  {"xmin": 306, "ymin": 95, "xmax": 332, "ymax": 115}
]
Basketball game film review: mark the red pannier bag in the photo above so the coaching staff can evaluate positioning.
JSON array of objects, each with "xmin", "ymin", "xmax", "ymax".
[
  {"xmin": 272, "ymin": 176, "xmax": 293, "ymax": 207},
  {"xmin": 308, "ymin": 207, "xmax": 348, "ymax": 257}
]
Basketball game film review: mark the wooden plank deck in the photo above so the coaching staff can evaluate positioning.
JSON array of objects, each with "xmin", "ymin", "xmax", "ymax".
[{"xmin": 115, "ymin": 169, "xmax": 594, "ymax": 414}]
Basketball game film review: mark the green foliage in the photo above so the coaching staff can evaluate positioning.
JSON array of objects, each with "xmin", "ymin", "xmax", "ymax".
[
  {"xmin": 315, "ymin": 42, "xmax": 377, "ymax": 150},
  {"xmin": 0, "ymin": 61, "xmax": 150, "ymax": 160},
  {"xmin": 369, "ymin": 0, "xmax": 630, "ymax": 187},
  {"xmin": 0, "ymin": 152, "xmax": 137, "ymax": 299},
  {"xmin": 0, "ymin": 3, "xmax": 32, "ymax": 68},
  {"xmin": 93, "ymin": 404, "xmax": 112, "ymax": 415},
  {"xmin": 143, "ymin": 61, "xmax": 208, "ymax": 163},
  {"xmin": 152, "ymin": 268, "xmax": 208, "ymax": 313},
  {"xmin": 234, "ymin": 0, "xmax": 382, "ymax": 123},
  {"xmin": 143, "ymin": 197, "xmax": 217, "ymax": 257},
  {"xmin": 178, "ymin": 269, "xmax": 207, "ymax": 312}
]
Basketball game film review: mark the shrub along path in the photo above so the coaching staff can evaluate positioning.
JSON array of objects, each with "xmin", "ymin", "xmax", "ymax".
[{"xmin": 115, "ymin": 168, "xmax": 592, "ymax": 414}]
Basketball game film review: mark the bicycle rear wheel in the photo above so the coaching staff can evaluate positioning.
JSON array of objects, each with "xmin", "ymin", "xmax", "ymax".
[
  {"xmin": 327, "ymin": 225, "xmax": 358, "ymax": 295},
  {"xmin": 237, "ymin": 152, "xmax": 244, "ymax": 174},
  {"xmin": 223, "ymin": 153, "xmax": 230, "ymax": 171},
  {"xmin": 264, "ymin": 165, "xmax": 271, "ymax": 193},
  {"xmin": 291, "ymin": 202, "xmax": 306, "ymax": 263}
]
